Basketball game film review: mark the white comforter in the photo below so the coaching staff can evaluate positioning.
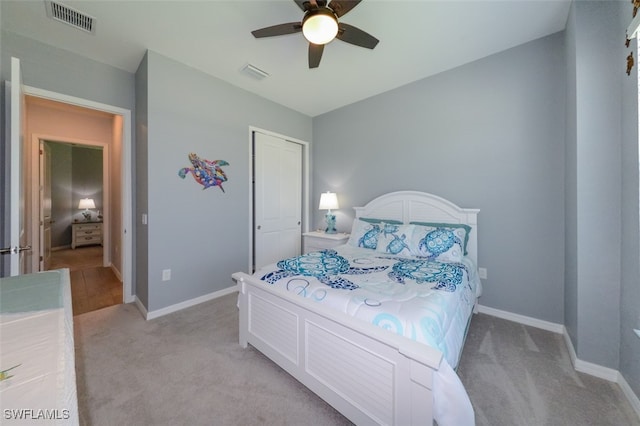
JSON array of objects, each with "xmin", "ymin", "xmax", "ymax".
[{"xmin": 255, "ymin": 245, "xmax": 481, "ymax": 426}]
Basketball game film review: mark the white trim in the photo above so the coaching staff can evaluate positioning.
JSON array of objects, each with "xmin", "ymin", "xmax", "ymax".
[
  {"xmin": 134, "ymin": 296, "xmax": 148, "ymax": 320},
  {"xmin": 476, "ymin": 304, "xmax": 565, "ymax": 334},
  {"xmin": 561, "ymin": 327, "xmax": 619, "ymax": 382},
  {"xmin": 142, "ymin": 286, "xmax": 238, "ymax": 320},
  {"xmin": 23, "ymin": 84, "xmax": 134, "ymax": 304},
  {"xmin": 110, "ymin": 263, "xmax": 122, "ymax": 282},
  {"xmin": 619, "ymin": 373, "xmax": 640, "ymax": 419},
  {"xmin": 478, "ymin": 304, "xmax": 640, "ymax": 416}
]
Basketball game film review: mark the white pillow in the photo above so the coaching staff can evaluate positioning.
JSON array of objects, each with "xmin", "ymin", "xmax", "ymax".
[
  {"xmin": 375, "ymin": 223, "xmax": 414, "ymax": 257},
  {"xmin": 347, "ymin": 218, "xmax": 383, "ymax": 250}
]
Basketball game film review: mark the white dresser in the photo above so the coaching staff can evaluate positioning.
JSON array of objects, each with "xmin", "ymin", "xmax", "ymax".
[{"xmin": 71, "ymin": 222, "xmax": 103, "ymax": 249}]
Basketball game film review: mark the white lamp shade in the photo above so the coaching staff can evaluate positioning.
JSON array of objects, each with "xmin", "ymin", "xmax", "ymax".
[
  {"xmin": 78, "ymin": 198, "xmax": 96, "ymax": 210},
  {"xmin": 319, "ymin": 192, "xmax": 339, "ymax": 210},
  {"xmin": 302, "ymin": 11, "xmax": 338, "ymax": 45}
]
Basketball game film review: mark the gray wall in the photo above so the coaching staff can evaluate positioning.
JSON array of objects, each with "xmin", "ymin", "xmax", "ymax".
[
  {"xmin": 138, "ymin": 51, "xmax": 312, "ymax": 312},
  {"xmin": 564, "ymin": 0, "xmax": 623, "ymax": 370},
  {"xmin": 0, "ymin": 31, "xmax": 135, "ymax": 277},
  {"xmin": 48, "ymin": 143, "xmax": 103, "ymax": 247},
  {"xmin": 135, "ymin": 52, "xmax": 149, "ymax": 307},
  {"xmin": 619, "ymin": 4, "xmax": 640, "ymax": 398},
  {"xmin": 313, "ymin": 33, "xmax": 567, "ymax": 324},
  {"xmin": 48, "ymin": 142, "xmax": 72, "ymax": 248}
]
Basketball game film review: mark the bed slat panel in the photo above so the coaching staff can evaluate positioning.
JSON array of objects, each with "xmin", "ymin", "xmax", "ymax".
[
  {"xmin": 305, "ymin": 321, "xmax": 395, "ymax": 425},
  {"xmin": 248, "ymin": 293, "xmax": 299, "ymax": 364}
]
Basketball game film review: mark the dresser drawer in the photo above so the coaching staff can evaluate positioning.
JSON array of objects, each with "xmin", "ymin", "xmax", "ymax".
[{"xmin": 72, "ymin": 222, "xmax": 103, "ymax": 249}]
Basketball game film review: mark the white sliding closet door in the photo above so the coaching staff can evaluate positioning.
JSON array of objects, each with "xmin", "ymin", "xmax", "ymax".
[{"xmin": 254, "ymin": 131, "xmax": 302, "ymax": 271}]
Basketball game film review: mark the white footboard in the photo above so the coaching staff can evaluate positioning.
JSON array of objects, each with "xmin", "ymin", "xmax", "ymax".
[{"xmin": 232, "ymin": 271, "xmax": 443, "ymax": 426}]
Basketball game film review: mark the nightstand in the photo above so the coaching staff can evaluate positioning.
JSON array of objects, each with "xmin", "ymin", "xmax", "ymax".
[
  {"xmin": 303, "ymin": 231, "xmax": 350, "ymax": 254},
  {"xmin": 72, "ymin": 222, "xmax": 103, "ymax": 249}
]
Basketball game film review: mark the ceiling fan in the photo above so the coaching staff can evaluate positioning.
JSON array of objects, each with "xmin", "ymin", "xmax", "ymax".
[{"xmin": 251, "ymin": 0, "xmax": 379, "ymax": 69}]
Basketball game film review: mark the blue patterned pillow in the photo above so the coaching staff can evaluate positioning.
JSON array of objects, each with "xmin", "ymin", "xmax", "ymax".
[
  {"xmin": 409, "ymin": 224, "xmax": 465, "ymax": 262},
  {"xmin": 375, "ymin": 223, "xmax": 414, "ymax": 257},
  {"xmin": 347, "ymin": 218, "xmax": 383, "ymax": 250},
  {"xmin": 410, "ymin": 222, "xmax": 472, "ymax": 255}
]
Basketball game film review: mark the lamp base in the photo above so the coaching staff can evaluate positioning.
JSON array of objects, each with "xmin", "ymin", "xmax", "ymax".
[{"xmin": 324, "ymin": 212, "xmax": 337, "ymax": 234}]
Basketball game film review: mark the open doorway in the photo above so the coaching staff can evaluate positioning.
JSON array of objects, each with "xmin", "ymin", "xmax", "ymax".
[{"xmin": 25, "ymin": 95, "xmax": 127, "ymax": 315}]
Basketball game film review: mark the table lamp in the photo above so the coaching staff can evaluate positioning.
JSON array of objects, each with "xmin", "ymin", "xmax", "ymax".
[
  {"xmin": 319, "ymin": 191, "xmax": 339, "ymax": 234},
  {"xmin": 78, "ymin": 198, "xmax": 95, "ymax": 221}
]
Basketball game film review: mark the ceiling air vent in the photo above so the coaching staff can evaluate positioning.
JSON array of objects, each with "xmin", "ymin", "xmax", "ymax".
[{"xmin": 45, "ymin": 1, "xmax": 96, "ymax": 34}]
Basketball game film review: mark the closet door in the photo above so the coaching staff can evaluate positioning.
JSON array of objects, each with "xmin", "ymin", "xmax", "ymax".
[{"xmin": 254, "ymin": 131, "xmax": 302, "ymax": 270}]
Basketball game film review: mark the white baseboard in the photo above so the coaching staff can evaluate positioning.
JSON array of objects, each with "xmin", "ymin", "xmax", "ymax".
[
  {"xmin": 139, "ymin": 286, "xmax": 238, "ymax": 320},
  {"xmin": 110, "ymin": 263, "xmax": 122, "ymax": 281},
  {"xmin": 619, "ymin": 373, "xmax": 640, "ymax": 418},
  {"xmin": 478, "ymin": 304, "xmax": 640, "ymax": 419},
  {"xmin": 476, "ymin": 304, "xmax": 565, "ymax": 334},
  {"xmin": 561, "ymin": 328, "xmax": 619, "ymax": 382}
]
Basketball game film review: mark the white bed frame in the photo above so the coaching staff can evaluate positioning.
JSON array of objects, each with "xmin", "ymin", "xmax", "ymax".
[{"xmin": 232, "ymin": 191, "xmax": 479, "ymax": 425}]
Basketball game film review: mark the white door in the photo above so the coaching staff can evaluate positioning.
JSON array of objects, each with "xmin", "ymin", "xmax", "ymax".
[
  {"xmin": 254, "ymin": 131, "xmax": 302, "ymax": 270},
  {"xmin": 40, "ymin": 141, "xmax": 52, "ymax": 270},
  {"xmin": 3, "ymin": 57, "xmax": 29, "ymax": 276}
]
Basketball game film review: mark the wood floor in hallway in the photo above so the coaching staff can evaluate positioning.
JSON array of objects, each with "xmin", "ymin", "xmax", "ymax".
[{"xmin": 49, "ymin": 245, "xmax": 122, "ymax": 316}]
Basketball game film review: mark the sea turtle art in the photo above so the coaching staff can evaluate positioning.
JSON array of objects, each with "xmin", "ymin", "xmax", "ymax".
[
  {"xmin": 358, "ymin": 223, "xmax": 381, "ymax": 249},
  {"xmin": 388, "ymin": 259, "xmax": 465, "ymax": 292},
  {"xmin": 178, "ymin": 152, "xmax": 229, "ymax": 192},
  {"xmin": 418, "ymin": 228, "xmax": 462, "ymax": 259},
  {"xmin": 261, "ymin": 249, "xmax": 388, "ymax": 290}
]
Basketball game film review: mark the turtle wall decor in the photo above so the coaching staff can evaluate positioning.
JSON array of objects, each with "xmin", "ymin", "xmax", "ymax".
[{"xmin": 178, "ymin": 152, "xmax": 229, "ymax": 192}]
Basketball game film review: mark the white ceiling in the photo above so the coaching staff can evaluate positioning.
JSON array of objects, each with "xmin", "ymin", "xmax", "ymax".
[{"xmin": 1, "ymin": 0, "xmax": 571, "ymax": 117}]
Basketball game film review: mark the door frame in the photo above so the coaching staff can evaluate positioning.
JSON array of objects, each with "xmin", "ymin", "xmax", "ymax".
[
  {"xmin": 32, "ymin": 135, "xmax": 110, "ymax": 270},
  {"xmin": 248, "ymin": 126, "xmax": 310, "ymax": 273},
  {"xmin": 22, "ymin": 84, "xmax": 134, "ymax": 303}
]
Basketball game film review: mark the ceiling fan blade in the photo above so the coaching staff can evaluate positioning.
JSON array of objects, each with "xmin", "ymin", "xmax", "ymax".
[
  {"xmin": 252, "ymin": 22, "xmax": 302, "ymax": 38},
  {"xmin": 294, "ymin": 0, "xmax": 308, "ymax": 11},
  {"xmin": 309, "ymin": 43, "xmax": 324, "ymax": 68},
  {"xmin": 328, "ymin": 0, "xmax": 361, "ymax": 18},
  {"xmin": 336, "ymin": 23, "xmax": 379, "ymax": 49}
]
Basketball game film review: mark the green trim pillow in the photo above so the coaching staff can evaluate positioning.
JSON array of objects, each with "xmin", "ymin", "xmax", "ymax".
[{"xmin": 359, "ymin": 217, "xmax": 403, "ymax": 225}]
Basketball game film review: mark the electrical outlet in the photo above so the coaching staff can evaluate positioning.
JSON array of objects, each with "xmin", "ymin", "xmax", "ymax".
[
  {"xmin": 142, "ymin": 213, "xmax": 148, "ymax": 225},
  {"xmin": 162, "ymin": 269, "xmax": 171, "ymax": 281},
  {"xmin": 478, "ymin": 267, "xmax": 487, "ymax": 280}
]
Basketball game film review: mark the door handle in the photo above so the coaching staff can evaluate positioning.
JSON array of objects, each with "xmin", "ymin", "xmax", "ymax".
[
  {"xmin": 0, "ymin": 246, "xmax": 31, "ymax": 255},
  {"xmin": 257, "ymin": 225, "xmax": 261, "ymax": 230}
]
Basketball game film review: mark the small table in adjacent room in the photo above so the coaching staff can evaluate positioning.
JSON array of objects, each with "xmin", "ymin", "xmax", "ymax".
[{"xmin": 71, "ymin": 221, "xmax": 103, "ymax": 249}]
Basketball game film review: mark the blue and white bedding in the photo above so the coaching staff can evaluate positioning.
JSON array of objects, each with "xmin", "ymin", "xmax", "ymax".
[{"xmin": 257, "ymin": 244, "xmax": 481, "ymax": 370}]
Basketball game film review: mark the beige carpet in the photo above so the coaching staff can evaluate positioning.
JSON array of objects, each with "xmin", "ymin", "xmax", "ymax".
[{"xmin": 73, "ymin": 293, "xmax": 639, "ymax": 426}]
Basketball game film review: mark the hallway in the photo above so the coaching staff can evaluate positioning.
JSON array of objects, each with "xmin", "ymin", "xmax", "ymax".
[{"xmin": 49, "ymin": 246, "xmax": 122, "ymax": 316}]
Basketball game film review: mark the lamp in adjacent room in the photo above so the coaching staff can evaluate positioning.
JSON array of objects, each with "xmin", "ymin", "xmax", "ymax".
[
  {"xmin": 78, "ymin": 198, "xmax": 95, "ymax": 221},
  {"xmin": 319, "ymin": 191, "xmax": 339, "ymax": 234}
]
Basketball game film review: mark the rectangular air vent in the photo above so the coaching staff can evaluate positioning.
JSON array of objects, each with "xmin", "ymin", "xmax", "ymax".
[{"xmin": 45, "ymin": 1, "xmax": 96, "ymax": 34}]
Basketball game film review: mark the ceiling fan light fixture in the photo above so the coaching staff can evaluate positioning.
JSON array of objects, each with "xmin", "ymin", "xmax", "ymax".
[{"xmin": 302, "ymin": 9, "xmax": 338, "ymax": 45}]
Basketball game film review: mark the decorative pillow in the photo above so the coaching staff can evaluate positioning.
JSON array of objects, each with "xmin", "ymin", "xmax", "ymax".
[
  {"xmin": 347, "ymin": 218, "xmax": 383, "ymax": 250},
  {"xmin": 410, "ymin": 222, "xmax": 472, "ymax": 255},
  {"xmin": 408, "ymin": 224, "xmax": 465, "ymax": 262},
  {"xmin": 375, "ymin": 223, "xmax": 414, "ymax": 257},
  {"xmin": 359, "ymin": 217, "xmax": 403, "ymax": 225}
]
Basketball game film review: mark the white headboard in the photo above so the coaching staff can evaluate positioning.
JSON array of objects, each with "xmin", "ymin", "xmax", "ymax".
[{"xmin": 354, "ymin": 191, "xmax": 480, "ymax": 264}]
